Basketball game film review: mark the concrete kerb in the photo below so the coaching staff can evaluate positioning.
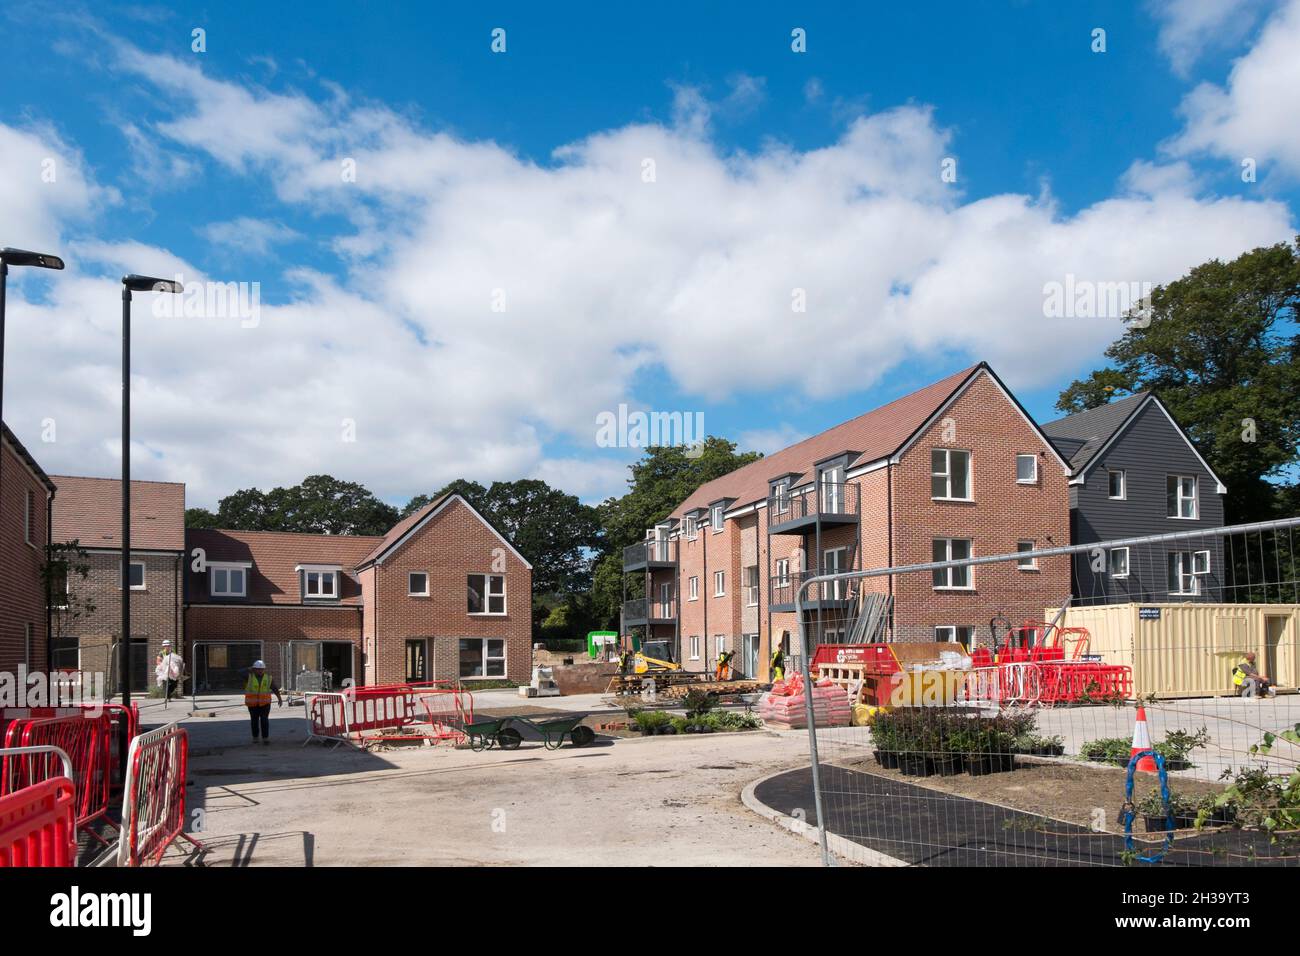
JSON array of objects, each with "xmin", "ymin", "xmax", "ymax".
[{"xmin": 740, "ymin": 769, "xmax": 907, "ymax": 868}]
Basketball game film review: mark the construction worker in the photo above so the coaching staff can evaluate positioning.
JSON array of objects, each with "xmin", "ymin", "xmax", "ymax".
[
  {"xmin": 244, "ymin": 660, "xmax": 284, "ymax": 745},
  {"xmin": 715, "ymin": 649, "xmax": 734, "ymax": 682},
  {"xmin": 770, "ymin": 640, "xmax": 786, "ymax": 683},
  {"xmin": 155, "ymin": 640, "xmax": 185, "ymax": 704},
  {"xmin": 1233, "ymin": 652, "xmax": 1273, "ymax": 698},
  {"xmin": 618, "ymin": 648, "xmax": 632, "ymax": 676}
]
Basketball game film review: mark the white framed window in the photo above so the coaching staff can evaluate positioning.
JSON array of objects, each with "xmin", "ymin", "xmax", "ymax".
[
  {"xmin": 774, "ymin": 559, "xmax": 790, "ymax": 586},
  {"xmin": 716, "ymin": 635, "xmax": 726, "ymax": 657},
  {"xmin": 931, "ymin": 449, "xmax": 972, "ymax": 501},
  {"xmin": 304, "ymin": 569, "xmax": 338, "ymax": 599},
  {"xmin": 683, "ymin": 515, "xmax": 699, "ymax": 540},
  {"xmin": 658, "ymin": 582, "xmax": 672, "ymax": 616},
  {"xmin": 458, "ymin": 637, "xmax": 506, "ymax": 678},
  {"xmin": 688, "ymin": 576, "xmax": 699, "ymax": 601},
  {"xmin": 1168, "ymin": 551, "xmax": 1210, "ymax": 596},
  {"xmin": 1167, "ymin": 474, "xmax": 1198, "ymax": 519},
  {"xmin": 467, "ymin": 574, "xmax": 506, "ymax": 614},
  {"xmin": 1108, "ymin": 469, "xmax": 1126, "ymax": 500},
  {"xmin": 932, "ymin": 538, "xmax": 973, "ymax": 589},
  {"xmin": 710, "ymin": 504, "xmax": 724, "ymax": 532},
  {"xmin": 823, "ymin": 546, "xmax": 848, "ymax": 599},
  {"xmin": 772, "ymin": 480, "xmax": 790, "ymax": 514},
  {"xmin": 408, "ymin": 572, "xmax": 429, "ymax": 596},
  {"xmin": 1016, "ymin": 454, "xmax": 1038, "ymax": 484},
  {"xmin": 1016, "ymin": 540, "xmax": 1037, "ymax": 570},
  {"xmin": 1109, "ymin": 547, "xmax": 1130, "ymax": 578},
  {"xmin": 689, "ymin": 635, "xmax": 701, "ymax": 660},
  {"xmin": 934, "ymin": 625, "xmax": 975, "ymax": 648},
  {"xmin": 210, "ymin": 564, "xmax": 247, "ymax": 597},
  {"xmin": 714, "ymin": 570, "xmax": 725, "ymax": 597},
  {"xmin": 121, "ymin": 561, "xmax": 146, "ymax": 590},
  {"xmin": 744, "ymin": 566, "xmax": 759, "ymax": 606}
]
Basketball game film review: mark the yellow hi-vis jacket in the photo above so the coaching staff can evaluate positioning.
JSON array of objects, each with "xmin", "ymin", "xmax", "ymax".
[
  {"xmin": 1232, "ymin": 664, "xmax": 1248, "ymax": 687},
  {"xmin": 245, "ymin": 673, "xmax": 273, "ymax": 707}
]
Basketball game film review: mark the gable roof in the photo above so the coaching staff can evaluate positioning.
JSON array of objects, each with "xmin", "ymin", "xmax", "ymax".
[
  {"xmin": 50, "ymin": 474, "xmax": 185, "ymax": 550},
  {"xmin": 357, "ymin": 493, "xmax": 533, "ymax": 570},
  {"xmin": 2, "ymin": 423, "xmax": 55, "ymax": 494},
  {"xmin": 186, "ymin": 528, "xmax": 383, "ymax": 605},
  {"xmin": 1041, "ymin": 392, "xmax": 1227, "ymax": 493},
  {"xmin": 671, "ymin": 362, "xmax": 1068, "ymax": 519}
]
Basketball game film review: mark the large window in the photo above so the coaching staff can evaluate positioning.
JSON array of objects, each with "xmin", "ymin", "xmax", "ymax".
[
  {"xmin": 1168, "ymin": 550, "xmax": 1211, "ymax": 595},
  {"xmin": 1016, "ymin": 454, "xmax": 1038, "ymax": 484},
  {"xmin": 931, "ymin": 449, "xmax": 972, "ymax": 500},
  {"xmin": 932, "ymin": 538, "xmax": 973, "ymax": 589},
  {"xmin": 1167, "ymin": 475, "xmax": 1198, "ymax": 519},
  {"xmin": 210, "ymin": 564, "xmax": 247, "ymax": 597},
  {"xmin": 467, "ymin": 574, "xmax": 506, "ymax": 614},
  {"xmin": 458, "ymin": 638, "xmax": 505, "ymax": 678},
  {"xmin": 304, "ymin": 569, "xmax": 338, "ymax": 599}
]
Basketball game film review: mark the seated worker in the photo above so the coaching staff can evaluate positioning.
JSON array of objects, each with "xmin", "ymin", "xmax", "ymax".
[{"xmin": 1232, "ymin": 652, "xmax": 1273, "ymax": 698}]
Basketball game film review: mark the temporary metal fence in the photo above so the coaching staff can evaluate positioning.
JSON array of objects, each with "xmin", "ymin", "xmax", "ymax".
[
  {"xmin": 1, "ymin": 711, "xmax": 115, "ymax": 842},
  {"xmin": 117, "ymin": 722, "xmax": 203, "ymax": 867},
  {"xmin": 0, "ymin": 746, "xmax": 76, "ymax": 868},
  {"xmin": 784, "ymin": 516, "xmax": 1300, "ymax": 868},
  {"xmin": 304, "ymin": 681, "xmax": 475, "ymax": 749}
]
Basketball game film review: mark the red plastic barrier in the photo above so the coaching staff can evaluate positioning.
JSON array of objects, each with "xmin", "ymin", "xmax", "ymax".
[
  {"xmin": 0, "ymin": 777, "xmax": 76, "ymax": 867},
  {"xmin": 2, "ymin": 713, "xmax": 113, "ymax": 835},
  {"xmin": 119, "ymin": 725, "xmax": 201, "ymax": 867}
]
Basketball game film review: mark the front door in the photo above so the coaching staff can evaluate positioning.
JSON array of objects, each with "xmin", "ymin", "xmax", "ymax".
[
  {"xmin": 405, "ymin": 639, "xmax": 429, "ymax": 682},
  {"xmin": 1266, "ymin": 616, "xmax": 1291, "ymax": 687}
]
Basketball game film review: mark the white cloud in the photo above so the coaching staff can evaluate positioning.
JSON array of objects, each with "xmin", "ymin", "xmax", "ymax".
[
  {"xmin": 1167, "ymin": 0, "xmax": 1300, "ymax": 176},
  {"xmin": 199, "ymin": 218, "xmax": 301, "ymax": 256},
  {"xmin": 1, "ymin": 38, "xmax": 1296, "ymax": 511},
  {"xmin": 1148, "ymin": 0, "xmax": 1271, "ymax": 76}
]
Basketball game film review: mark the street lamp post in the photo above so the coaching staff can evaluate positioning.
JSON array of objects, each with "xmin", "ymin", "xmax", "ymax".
[
  {"xmin": 118, "ymin": 275, "xmax": 183, "ymax": 769},
  {"xmin": 0, "ymin": 247, "xmax": 64, "ymax": 507}
]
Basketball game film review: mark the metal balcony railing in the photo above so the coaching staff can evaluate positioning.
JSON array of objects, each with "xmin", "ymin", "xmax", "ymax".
[
  {"xmin": 766, "ymin": 480, "xmax": 859, "ymax": 525},
  {"xmin": 622, "ymin": 597, "xmax": 677, "ymax": 622},
  {"xmin": 623, "ymin": 539, "xmax": 677, "ymax": 569},
  {"xmin": 769, "ymin": 570, "xmax": 855, "ymax": 608}
]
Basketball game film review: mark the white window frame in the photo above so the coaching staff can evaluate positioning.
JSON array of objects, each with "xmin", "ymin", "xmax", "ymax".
[
  {"xmin": 688, "ymin": 576, "xmax": 699, "ymax": 601},
  {"xmin": 304, "ymin": 569, "xmax": 339, "ymax": 599},
  {"xmin": 774, "ymin": 558, "xmax": 790, "ymax": 587},
  {"xmin": 932, "ymin": 538, "xmax": 974, "ymax": 590},
  {"xmin": 934, "ymin": 625, "xmax": 975, "ymax": 647},
  {"xmin": 689, "ymin": 635, "xmax": 701, "ymax": 661},
  {"xmin": 1167, "ymin": 474, "xmax": 1199, "ymax": 519},
  {"xmin": 468, "ymin": 573, "xmax": 507, "ymax": 615},
  {"xmin": 683, "ymin": 516, "xmax": 699, "ymax": 540},
  {"xmin": 714, "ymin": 570, "xmax": 725, "ymax": 597},
  {"xmin": 772, "ymin": 480, "xmax": 790, "ymax": 515},
  {"xmin": 121, "ymin": 560, "xmax": 146, "ymax": 591},
  {"xmin": 710, "ymin": 504, "xmax": 724, "ymax": 532},
  {"xmin": 1193, "ymin": 549, "xmax": 1211, "ymax": 575},
  {"xmin": 716, "ymin": 635, "xmax": 727, "ymax": 656},
  {"xmin": 744, "ymin": 566, "xmax": 759, "ymax": 607},
  {"xmin": 458, "ymin": 637, "xmax": 507, "ymax": 679},
  {"xmin": 1109, "ymin": 546, "xmax": 1130, "ymax": 579},
  {"xmin": 931, "ymin": 448, "xmax": 973, "ymax": 501},
  {"xmin": 408, "ymin": 571, "xmax": 429, "ymax": 596},
  {"xmin": 1016, "ymin": 540, "xmax": 1037, "ymax": 571},
  {"xmin": 1108, "ymin": 469, "xmax": 1127, "ymax": 500},
  {"xmin": 1016, "ymin": 454, "xmax": 1038, "ymax": 484},
  {"xmin": 658, "ymin": 581, "xmax": 672, "ymax": 616},
  {"xmin": 209, "ymin": 563, "xmax": 248, "ymax": 598},
  {"xmin": 1168, "ymin": 551, "xmax": 1209, "ymax": 596}
]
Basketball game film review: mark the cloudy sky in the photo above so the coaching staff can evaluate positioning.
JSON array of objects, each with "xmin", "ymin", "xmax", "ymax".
[{"xmin": 1, "ymin": 1, "xmax": 1297, "ymax": 509}]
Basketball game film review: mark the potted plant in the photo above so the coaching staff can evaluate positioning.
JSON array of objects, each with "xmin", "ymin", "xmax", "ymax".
[
  {"xmin": 871, "ymin": 712, "xmax": 900, "ymax": 769},
  {"xmin": 1137, "ymin": 788, "xmax": 1198, "ymax": 832}
]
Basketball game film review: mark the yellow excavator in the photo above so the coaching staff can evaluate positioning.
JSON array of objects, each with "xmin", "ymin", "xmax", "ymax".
[{"xmin": 608, "ymin": 639, "xmax": 689, "ymax": 695}]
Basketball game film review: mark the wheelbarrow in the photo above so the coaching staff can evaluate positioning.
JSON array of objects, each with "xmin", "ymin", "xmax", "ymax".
[
  {"xmin": 463, "ymin": 714, "xmax": 596, "ymax": 751},
  {"xmin": 463, "ymin": 717, "xmax": 520, "ymax": 752}
]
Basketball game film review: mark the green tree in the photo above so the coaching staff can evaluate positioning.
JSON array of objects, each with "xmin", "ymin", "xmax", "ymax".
[
  {"xmin": 208, "ymin": 476, "xmax": 399, "ymax": 535},
  {"xmin": 44, "ymin": 540, "xmax": 95, "ymax": 673},
  {"xmin": 1057, "ymin": 239, "xmax": 1300, "ymax": 523},
  {"xmin": 590, "ymin": 437, "xmax": 762, "ymax": 625},
  {"xmin": 185, "ymin": 507, "xmax": 220, "ymax": 529}
]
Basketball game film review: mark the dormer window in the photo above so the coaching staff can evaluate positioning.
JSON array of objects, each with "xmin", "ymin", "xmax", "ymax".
[
  {"xmin": 297, "ymin": 564, "xmax": 341, "ymax": 600},
  {"xmin": 209, "ymin": 563, "xmax": 249, "ymax": 598},
  {"xmin": 771, "ymin": 479, "xmax": 790, "ymax": 514}
]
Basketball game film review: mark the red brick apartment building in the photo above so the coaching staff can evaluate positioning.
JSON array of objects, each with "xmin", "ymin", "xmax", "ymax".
[
  {"xmin": 186, "ymin": 493, "xmax": 533, "ymax": 691},
  {"xmin": 0, "ymin": 425, "xmax": 55, "ymax": 677},
  {"xmin": 49, "ymin": 475, "xmax": 186, "ymax": 692},
  {"xmin": 621, "ymin": 363, "xmax": 1072, "ymax": 681}
]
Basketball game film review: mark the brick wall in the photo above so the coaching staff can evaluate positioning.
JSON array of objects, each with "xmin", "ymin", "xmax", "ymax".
[
  {"xmin": 185, "ymin": 604, "xmax": 362, "ymax": 688},
  {"xmin": 0, "ymin": 440, "xmax": 50, "ymax": 676},
  {"xmin": 363, "ymin": 497, "xmax": 532, "ymax": 686}
]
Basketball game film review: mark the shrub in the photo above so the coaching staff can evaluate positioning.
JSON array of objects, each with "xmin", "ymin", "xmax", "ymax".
[{"xmin": 1080, "ymin": 727, "xmax": 1209, "ymax": 769}]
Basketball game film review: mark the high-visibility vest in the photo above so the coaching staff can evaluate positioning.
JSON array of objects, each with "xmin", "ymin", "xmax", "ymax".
[
  {"xmin": 245, "ymin": 673, "xmax": 273, "ymax": 707},
  {"xmin": 1232, "ymin": 664, "xmax": 1247, "ymax": 687}
]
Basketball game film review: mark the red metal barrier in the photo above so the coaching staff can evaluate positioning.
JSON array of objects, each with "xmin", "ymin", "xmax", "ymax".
[
  {"xmin": 0, "ymin": 776, "xmax": 76, "ymax": 867},
  {"xmin": 118, "ymin": 724, "xmax": 202, "ymax": 867},
  {"xmin": 2, "ymin": 713, "xmax": 114, "ymax": 840},
  {"xmin": 305, "ymin": 683, "xmax": 474, "ymax": 748}
]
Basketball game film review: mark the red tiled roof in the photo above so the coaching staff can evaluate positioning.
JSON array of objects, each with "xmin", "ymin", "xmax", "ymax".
[
  {"xmin": 50, "ymin": 474, "xmax": 185, "ymax": 550},
  {"xmin": 672, "ymin": 364, "xmax": 981, "ymax": 518},
  {"xmin": 357, "ymin": 493, "xmax": 451, "ymax": 566},
  {"xmin": 186, "ymin": 528, "xmax": 384, "ymax": 605}
]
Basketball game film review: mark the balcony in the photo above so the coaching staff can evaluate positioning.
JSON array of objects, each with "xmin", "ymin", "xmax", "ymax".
[
  {"xmin": 767, "ymin": 481, "xmax": 860, "ymax": 535},
  {"xmin": 622, "ymin": 597, "xmax": 678, "ymax": 626},
  {"xmin": 769, "ymin": 570, "xmax": 856, "ymax": 613},
  {"xmin": 623, "ymin": 539, "xmax": 678, "ymax": 572}
]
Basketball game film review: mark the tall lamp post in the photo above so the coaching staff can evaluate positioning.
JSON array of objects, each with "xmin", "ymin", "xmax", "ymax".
[
  {"xmin": 118, "ymin": 275, "xmax": 183, "ymax": 765},
  {"xmin": 0, "ymin": 247, "xmax": 65, "ymax": 502}
]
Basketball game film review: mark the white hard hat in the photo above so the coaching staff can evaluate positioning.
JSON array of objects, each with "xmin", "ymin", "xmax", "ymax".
[
  {"xmin": 252, "ymin": 660, "xmax": 266, "ymax": 669},
  {"xmin": 162, "ymin": 640, "xmax": 171, "ymax": 647}
]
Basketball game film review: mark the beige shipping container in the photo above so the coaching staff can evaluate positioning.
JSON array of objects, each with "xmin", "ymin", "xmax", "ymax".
[{"xmin": 1052, "ymin": 603, "xmax": 1300, "ymax": 699}]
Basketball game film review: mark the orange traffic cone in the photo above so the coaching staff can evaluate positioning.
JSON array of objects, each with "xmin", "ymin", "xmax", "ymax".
[{"xmin": 1130, "ymin": 706, "xmax": 1157, "ymax": 772}]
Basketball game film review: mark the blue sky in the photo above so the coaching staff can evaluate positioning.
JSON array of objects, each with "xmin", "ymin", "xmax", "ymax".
[{"xmin": 1, "ymin": 1, "xmax": 1297, "ymax": 508}]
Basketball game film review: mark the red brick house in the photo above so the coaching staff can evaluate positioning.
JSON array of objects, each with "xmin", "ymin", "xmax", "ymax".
[
  {"xmin": 49, "ymin": 475, "xmax": 186, "ymax": 692},
  {"xmin": 0, "ymin": 424, "xmax": 56, "ymax": 678},
  {"xmin": 185, "ymin": 494, "xmax": 533, "ymax": 690},
  {"xmin": 624, "ymin": 363, "xmax": 1072, "ymax": 680}
]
